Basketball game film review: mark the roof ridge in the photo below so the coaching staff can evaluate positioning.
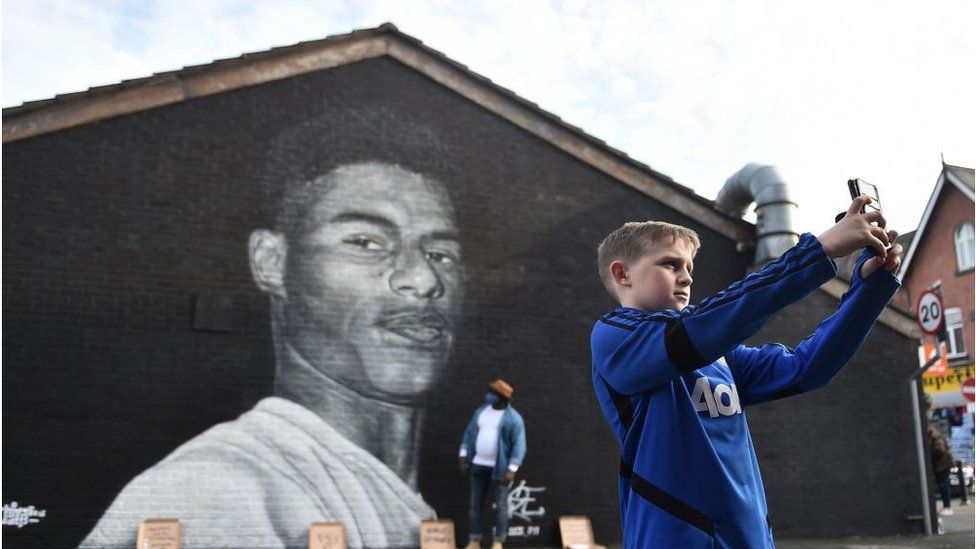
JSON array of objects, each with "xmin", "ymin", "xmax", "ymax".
[
  {"xmin": 944, "ymin": 163, "xmax": 975, "ymax": 190},
  {"xmin": 2, "ymin": 22, "xmax": 752, "ymax": 241},
  {"xmin": 4, "ymin": 23, "xmax": 398, "ymax": 114}
]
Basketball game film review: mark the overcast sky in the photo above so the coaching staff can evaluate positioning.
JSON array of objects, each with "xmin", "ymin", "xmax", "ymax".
[{"xmin": 3, "ymin": 0, "xmax": 973, "ymax": 237}]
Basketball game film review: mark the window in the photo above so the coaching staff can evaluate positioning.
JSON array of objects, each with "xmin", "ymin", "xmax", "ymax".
[
  {"xmin": 956, "ymin": 223, "xmax": 975, "ymax": 272},
  {"xmin": 945, "ymin": 307, "xmax": 967, "ymax": 358}
]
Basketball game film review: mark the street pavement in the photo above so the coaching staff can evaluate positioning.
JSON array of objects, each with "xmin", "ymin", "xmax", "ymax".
[
  {"xmin": 776, "ymin": 501, "xmax": 974, "ymax": 549},
  {"xmin": 547, "ymin": 501, "xmax": 974, "ymax": 549}
]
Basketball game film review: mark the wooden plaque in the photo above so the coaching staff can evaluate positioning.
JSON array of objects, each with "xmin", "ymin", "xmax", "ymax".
[
  {"xmin": 136, "ymin": 518, "xmax": 181, "ymax": 549},
  {"xmin": 419, "ymin": 518, "xmax": 455, "ymax": 549},
  {"xmin": 309, "ymin": 522, "xmax": 347, "ymax": 549}
]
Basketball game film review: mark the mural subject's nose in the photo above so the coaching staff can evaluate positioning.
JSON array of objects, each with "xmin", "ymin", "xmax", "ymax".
[{"xmin": 390, "ymin": 250, "xmax": 444, "ymax": 299}]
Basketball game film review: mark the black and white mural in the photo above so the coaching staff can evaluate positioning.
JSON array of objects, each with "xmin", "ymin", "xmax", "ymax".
[
  {"xmin": 81, "ymin": 161, "xmax": 464, "ymax": 548},
  {"xmin": 2, "ymin": 57, "xmax": 748, "ymax": 548}
]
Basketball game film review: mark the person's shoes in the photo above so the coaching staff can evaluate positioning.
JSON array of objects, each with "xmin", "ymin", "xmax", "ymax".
[
  {"xmin": 463, "ymin": 541, "xmax": 480, "ymax": 549},
  {"xmin": 961, "ymin": 500, "xmax": 972, "ymax": 506},
  {"xmin": 490, "ymin": 543, "xmax": 503, "ymax": 549},
  {"xmin": 939, "ymin": 507, "xmax": 954, "ymax": 516}
]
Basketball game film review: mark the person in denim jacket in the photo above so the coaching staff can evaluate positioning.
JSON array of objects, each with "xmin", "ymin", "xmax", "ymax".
[{"xmin": 458, "ymin": 379, "xmax": 527, "ymax": 549}]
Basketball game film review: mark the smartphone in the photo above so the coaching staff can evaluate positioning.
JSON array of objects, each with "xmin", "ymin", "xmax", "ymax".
[
  {"xmin": 848, "ymin": 178, "xmax": 881, "ymax": 214},
  {"xmin": 848, "ymin": 178, "xmax": 890, "ymax": 249}
]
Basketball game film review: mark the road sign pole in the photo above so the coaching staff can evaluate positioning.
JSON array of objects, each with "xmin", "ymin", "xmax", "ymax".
[
  {"xmin": 910, "ymin": 377, "xmax": 933, "ymax": 536},
  {"xmin": 909, "ymin": 338, "xmax": 944, "ymax": 536},
  {"xmin": 909, "ymin": 282, "xmax": 950, "ymax": 536}
]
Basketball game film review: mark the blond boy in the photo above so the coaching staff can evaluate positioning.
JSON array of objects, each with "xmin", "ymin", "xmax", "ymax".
[{"xmin": 590, "ymin": 196, "xmax": 901, "ymax": 548}]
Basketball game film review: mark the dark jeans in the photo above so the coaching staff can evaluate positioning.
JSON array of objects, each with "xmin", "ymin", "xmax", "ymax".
[
  {"xmin": 936, "ymin": 469, "xmax": 951, "ymax": 508},
  {"xmin": 468, "ymin": 464, "xmax": 509, "ymax": 542},
  {"xmin": 956, "ymin": 461, "xmax": 969, "ymax": 503}
]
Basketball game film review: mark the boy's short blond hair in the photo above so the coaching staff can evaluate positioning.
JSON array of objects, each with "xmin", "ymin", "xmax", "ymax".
[{"xmin": 597, "ymin": 221, "xmax": 701, "ymax": 298}]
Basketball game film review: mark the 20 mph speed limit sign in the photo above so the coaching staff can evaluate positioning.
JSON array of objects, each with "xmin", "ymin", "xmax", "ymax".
[{"xmin": 916, "ymin": 290, "xmax": 944, "ymax": 335}]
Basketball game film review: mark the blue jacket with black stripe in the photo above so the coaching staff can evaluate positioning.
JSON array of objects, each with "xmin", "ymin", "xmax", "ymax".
[{"xmin": 590, "ymin": 234, "xmax": 900, "ymax": 548}]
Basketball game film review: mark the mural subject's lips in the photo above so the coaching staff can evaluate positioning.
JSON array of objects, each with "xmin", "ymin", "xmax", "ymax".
[{"xmin": 376, "ymin": 312, "xmax": 449, "ymax": 347}]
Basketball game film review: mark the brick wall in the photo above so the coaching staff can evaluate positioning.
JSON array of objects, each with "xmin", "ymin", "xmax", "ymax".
[
  {"xmin": 3, "ymin": 57, "xmax": 921, "ymax": 546},
  {"xmin": 747, "ymin": 293, "xmax": 922, "ymax": 537},
  {"xmin": 896, "ymin": 181, "xmax": 975, "ymax": 360}
]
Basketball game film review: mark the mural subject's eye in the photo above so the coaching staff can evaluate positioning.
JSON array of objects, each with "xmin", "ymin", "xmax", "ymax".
[
  {"xmin": 425, "ymin": 250, "xmax": 458, "ymax": 266},
  {"xmin": 342, "ymin": 235, "xmax": 386, "ymax": 252}
]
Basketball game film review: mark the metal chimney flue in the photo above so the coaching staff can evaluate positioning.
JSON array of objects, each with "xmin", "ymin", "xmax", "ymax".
[{"xmin": 715, "ymin": 163, "xmax": 799, "ymax": 265}]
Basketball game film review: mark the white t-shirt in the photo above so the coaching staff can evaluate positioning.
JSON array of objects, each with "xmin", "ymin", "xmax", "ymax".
[{"xmin": 472, "ymin": 407, "xmax": 505, "ymax": 467}]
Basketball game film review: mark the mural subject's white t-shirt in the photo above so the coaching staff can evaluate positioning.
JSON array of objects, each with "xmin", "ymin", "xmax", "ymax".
[
  {"xmin": 80, "ymin": 397, "xmax": 434, "ymax": 549},
  {"xmin": 472, "ymin": 406, "xmax": 505, "ymax": 467}
]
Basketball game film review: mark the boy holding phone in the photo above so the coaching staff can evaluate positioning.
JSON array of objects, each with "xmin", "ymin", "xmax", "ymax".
[{"xmin": 591, "ymin": 195, "xmax": 902, "ymax": 547}]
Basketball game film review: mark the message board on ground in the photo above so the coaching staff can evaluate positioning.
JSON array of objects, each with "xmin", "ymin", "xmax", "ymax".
[
  {"xmin": 419, "ymin": 519, "xmax": 455, "ymax": 549},
  {"xmin": 136, "ymin": 519, "xmax": 180, "ymax": 549}
]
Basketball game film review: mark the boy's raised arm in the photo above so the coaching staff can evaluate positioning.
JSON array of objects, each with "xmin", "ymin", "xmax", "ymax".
[
  {"xmin": 593, "ymin": 196, "xmax": 890, "ymax": 396},
  {"xmin": 726, "ymin": 240, "xmax": 902, "ymax": 405},
  {"xmin": 593, "ymin": 233, "xmax": 837, "ymax": 395}
]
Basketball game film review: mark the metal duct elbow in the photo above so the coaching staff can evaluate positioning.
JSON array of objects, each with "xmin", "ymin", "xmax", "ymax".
[{"xmin": 715, "ymin": 163, "xmax": 799, "ymax": 265}]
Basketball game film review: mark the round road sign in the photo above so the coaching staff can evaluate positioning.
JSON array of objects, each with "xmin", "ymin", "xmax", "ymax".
[
  {"xmin": 916, "ymin": 290, "xmax": 944, "ymax": 335},
  {"xmin": 963, "ymin": 378, "xmax": 975, "ymax": 403}
]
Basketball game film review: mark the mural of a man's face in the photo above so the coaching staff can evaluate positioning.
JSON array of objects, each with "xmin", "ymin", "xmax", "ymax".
[{"xmin": 252, "ymin": 162, "xmax": 463, "ymax": 403}]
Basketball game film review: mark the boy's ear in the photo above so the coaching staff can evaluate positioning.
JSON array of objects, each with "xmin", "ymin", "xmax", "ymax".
[{"xmin": 610, "ymin": 260, "xmax": 630, "ymax": 287}]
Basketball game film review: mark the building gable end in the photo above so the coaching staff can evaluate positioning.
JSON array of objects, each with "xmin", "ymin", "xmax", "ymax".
[
  {"xmin": 901, "ymin": 167, "xmax": 976, "ymax": 280},
  {"xmin": 2, "ymin": 27, "xmax": 753, "ymax": 245}
]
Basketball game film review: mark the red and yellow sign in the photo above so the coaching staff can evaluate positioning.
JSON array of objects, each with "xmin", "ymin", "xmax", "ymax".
[{"xmin": 922, "ymin": 363, "xmax": 974, "ymax": 408}]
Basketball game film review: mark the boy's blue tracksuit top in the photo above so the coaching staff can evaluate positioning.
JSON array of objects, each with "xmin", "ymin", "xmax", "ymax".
[{"xmin": 590, "ymin": 234, "xmax": 900, "ymax": 548}]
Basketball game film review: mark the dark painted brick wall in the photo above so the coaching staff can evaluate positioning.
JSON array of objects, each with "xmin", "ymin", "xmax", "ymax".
[
  {"xmin": 3, "ymin": 56, "xmax": 921, "ymax": 547},
  {"xmin": 748, "ymin": 294, "xmax": 923, "ymax": 537}
]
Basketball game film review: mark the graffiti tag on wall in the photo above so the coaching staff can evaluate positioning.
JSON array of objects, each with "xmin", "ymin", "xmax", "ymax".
[
  {"xmin": 506, "ymin": 480, "xmax": 546, "ymax": 538},
  {"xmin": 2, "ymin": 502, "xmax": 46, "ymax": 528}
]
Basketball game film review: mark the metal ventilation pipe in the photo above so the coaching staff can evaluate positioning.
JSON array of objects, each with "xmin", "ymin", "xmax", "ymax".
[{"xmin": 715, "ymin": 163, "xmax": 799, "ymax": 265}]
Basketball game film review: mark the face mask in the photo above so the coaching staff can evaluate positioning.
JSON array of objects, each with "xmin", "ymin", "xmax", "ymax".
[{"xmin": 485, "ymin": 392, "xmax": 500, "ymax": 405}]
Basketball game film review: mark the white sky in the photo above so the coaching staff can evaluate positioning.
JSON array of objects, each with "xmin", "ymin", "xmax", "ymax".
[{"xmin": 3, "ymin": 0, "xmax": 973, "ymax": 237}]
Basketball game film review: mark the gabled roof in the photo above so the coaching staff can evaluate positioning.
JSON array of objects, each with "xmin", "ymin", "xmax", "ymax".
[
  {"xmin": 899, "ymin": 163, "xmax": 975, "ymax": 278},
  {"xmin": 946, "ymin": 163, "xmax": 975, "ymax": 190},
  {"xmin": 2, "ymin": 22, "xmax": 753, "ymax": 244},
  {"xmin": 3, "ymin": 23, "xmax": 918, "ymax": 340}
]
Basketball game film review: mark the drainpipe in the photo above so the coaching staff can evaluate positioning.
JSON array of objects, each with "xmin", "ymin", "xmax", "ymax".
[{"xmin": 715, "ymin": 164, "xmax": 799, "ymax": 265}]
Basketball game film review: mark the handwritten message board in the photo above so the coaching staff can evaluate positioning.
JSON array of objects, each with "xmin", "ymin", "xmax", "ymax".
[
  {"xmin": 308, "ymin": 522, "xmax": 347, "ymax": 549},
  {"xmin": 136, "ymin": 519, "xmax": 181, "ymax": 549},
  {"xmin": 419, "ymin": 519, "xmax": 455, "ymax": 549},
  {"xmin": 558, "ymin": 515, "xmax": 605, "ymax": 549}
]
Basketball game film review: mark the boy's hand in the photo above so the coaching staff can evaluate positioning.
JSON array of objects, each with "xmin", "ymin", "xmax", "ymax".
[
  {"xmin": 459, "ymin": 457, "xmax": 469, "ymax": 475},
  {"xmin": 817, "ymin": 196, "xmax": 889, "ymax": 259},
  {"xmin": 860, "ymin": 230, "xmax": 903, "ymax": 278}
]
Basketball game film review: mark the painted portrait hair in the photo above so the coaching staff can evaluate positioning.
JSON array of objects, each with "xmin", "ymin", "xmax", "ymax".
[{"xmin": 261, "ymin": 105, "xmax": 455, "ymax": 240}]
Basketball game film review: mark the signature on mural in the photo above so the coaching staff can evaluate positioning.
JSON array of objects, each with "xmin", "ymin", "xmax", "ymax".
[
  {"xmin": 506, "ymin": 479, "xmax": 546, "ymax": 538},
  {"xmin": 2, "ymin": 502, "xmax": 46, "ymax": 528}
]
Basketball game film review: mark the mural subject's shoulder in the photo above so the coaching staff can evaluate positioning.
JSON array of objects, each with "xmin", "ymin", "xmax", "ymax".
[
  {"xmin": 79, "ymin": 448, "xmax": 286, "ymax": 548},
  {"xmin": 80, "ymin": 401, "xmax": 338, "ymax": 548}
]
